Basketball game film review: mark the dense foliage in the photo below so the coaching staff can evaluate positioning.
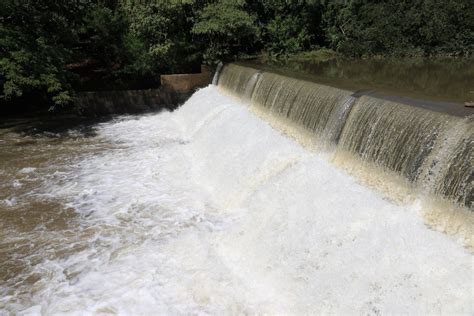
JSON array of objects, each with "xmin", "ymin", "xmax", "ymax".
[
  {"xmin": 323, "ymin": 0, "xmax": 474, "ymax": 57},
  {"xmin": 1, "ymin": 0, "xmax": 472, "ymax": 108},
  {"xmin": 0, "ymin": 1, "xmax": 84, "ymax": 107},
  {"xmin": 192, "ymin": 0, "xmax": 258, "ymax": 63}
]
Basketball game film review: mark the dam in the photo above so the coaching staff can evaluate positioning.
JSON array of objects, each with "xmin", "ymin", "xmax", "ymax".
[
  {"xmin": 217, "ymin": 63, "xmax": 473, "ymax": 211},
  {"xmin": 0, "ymin": 63, "xmax": 473, "ymax": 314}
]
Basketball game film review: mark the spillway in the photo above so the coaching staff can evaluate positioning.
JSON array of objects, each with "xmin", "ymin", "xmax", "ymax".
[
  {"xmin": 217, "ymin": 63, "xmax": 473, "ymax": 211},
  {"xmin": 1, "ymin": 65, "xmax": 473, "ymax": 314}
]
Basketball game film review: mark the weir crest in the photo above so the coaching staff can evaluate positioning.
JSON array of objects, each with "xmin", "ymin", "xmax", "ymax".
[{"xmin": 216, "ymin": 63, "xmax": 473, "ymax": 216}]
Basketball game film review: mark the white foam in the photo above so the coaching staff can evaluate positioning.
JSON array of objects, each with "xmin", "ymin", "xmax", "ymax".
[
  {"xmin": 12, "ymin": 179, "xmax": 22, "ymax": 188},
  {"xmin": 19, "ymin": 167, "xmax": 37, "ymax": 174},
  {"xmin": 3, "ymin": 86, "xmax": 472, "ymax": 314}
]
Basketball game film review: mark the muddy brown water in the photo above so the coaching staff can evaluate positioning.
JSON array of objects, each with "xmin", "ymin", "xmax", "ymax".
[
  {"xmin": 0, "ymin": 115, "xmax": 114, "ymax": 305},
  {"xmin": 1, "ymin": 58, "xmax": 473, "ymax": 312}
]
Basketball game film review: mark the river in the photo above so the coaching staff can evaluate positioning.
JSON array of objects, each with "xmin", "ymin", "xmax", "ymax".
[{"xmin": 0, "ymin": 86, "xmax": 472, "ymax": 314}]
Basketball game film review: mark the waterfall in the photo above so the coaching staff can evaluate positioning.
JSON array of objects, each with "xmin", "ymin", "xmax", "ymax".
[
  {"xmin": 217, "ymin": 63, "xmax": 473, "ymax": 211},
  {"xmin": 337, "ymin": 96, "xmax": 454, "ymax": 182},
  {"xmin": 2, "ymin": 85, "xmax": 472, "ymax": 313},
  {"xmin": 250, "ymin": 72, "xmax": 353, "ymax": 143},
  {"xmin": 421, "ymin": 116, "xmax": 473, "ymax": 208},
  {"xmin": 212, "ymin": 62, "xmax": 224, "ymax": 85},
  {"xmin": 216, "ymin": 63, "xmax": 260, "ymax": 98}
]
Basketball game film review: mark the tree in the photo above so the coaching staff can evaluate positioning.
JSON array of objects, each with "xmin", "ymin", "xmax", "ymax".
[
  {"xmin": 120, "ymin": 0, "xmax": 204, "ymax": 75},
  {"xmin": 321, "ymin": 0, "xmax": 474, "ymax": 57},
  {"xmin": 250, "ymin": 0, "xmax": 324, "ymax": 57},
  {"xmin": 192, "ymin": 0, "xmax": 259, "ymax": 63},
  {"xmin": 1, "ymin": 0, "xmax": 472, "ymax": 111},
  {"xmin": 76, "ymin": 3, "xmax": 128, "ymax": 72},
  {"xmin": 0, "ymin": 0, "xmax": 85, "ymax": 108}
]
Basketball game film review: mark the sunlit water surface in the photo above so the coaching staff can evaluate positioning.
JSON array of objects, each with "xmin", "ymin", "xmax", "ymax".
[{"xmin": 0, "ymin": 86, "xmax": 472, "ymax": 314}]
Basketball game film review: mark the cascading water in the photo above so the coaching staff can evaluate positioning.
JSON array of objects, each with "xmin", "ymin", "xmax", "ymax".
[
  {"xmin": 215, "ymin": 63, "xmax": 260, "ymax": 97},
  {"xmin": 321, "ymin": 95, "xmax": 357, "ymax": 144},
  {"xmin": 250, "ymin": 72, "xmax": 352, "ymax": 141},
  {"xmin": 425, "ymin": 116, "xmax": 473, "ymax": 208},
  {"xmin": 337, "ymin": 96, "xmax": 454, "ymax": 182},
  {"xmin": 212, "ymin": 62, "xmax": 224, "ymax": 86},
  {"xmin": 1, "ymin": 64, "xmax": 473, "ymax": 314},
  {"xmin": 217, "ymin": 63, "xmax": 473, "ymax": 212}
]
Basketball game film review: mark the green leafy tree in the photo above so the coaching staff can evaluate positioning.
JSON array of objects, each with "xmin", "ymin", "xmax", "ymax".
[
  {"xmin": 419, "ymin": 0, "xmax": 474, "ymax": 56},
  {"xmin": 322, "ymin": 0, "xmax": 474, "ymax": 57},
  {"xmin": 1, "ymin": 0, "xmax": 472, "ymax": 111},
  {"xmin": 0, "ymin": 0, "xmax": 84, "ymax": 108},
  {"xmin": 120, "ymin": 0, "xmax": 203, "ymax": 74},
  {"xmin": 250, "ymin": 0, "xmax": 324, "ymax": 58},
  {"xmin": 192, "ymin": 0, "xmax": 259, "ymax": 63},
  {"xmin": 76, "ymin": 3, "xmax": 129, "ymax": 72}
]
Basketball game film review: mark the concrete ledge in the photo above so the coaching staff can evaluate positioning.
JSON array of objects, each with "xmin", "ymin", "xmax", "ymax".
[
  {"xmin": 161, "ymin": 65, "xmax": 213, "ymax": 93},
  {"xmin": 74, "ymin": 87, "xmax": 189, "ymax": 116},
  {"xmin": 74, "ymin": 65, "xmax": 214, "ymax": 116}
]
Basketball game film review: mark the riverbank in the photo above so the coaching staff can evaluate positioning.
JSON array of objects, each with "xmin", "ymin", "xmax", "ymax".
[{"xmin": 1, "ymin": 66, "xmax": 214, "ymax": 118}]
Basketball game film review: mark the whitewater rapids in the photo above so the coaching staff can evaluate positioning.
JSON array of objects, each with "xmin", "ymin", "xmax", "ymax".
[{"xmin": 1, "ymin": 86, "xmax": 472, "ymax": 314}]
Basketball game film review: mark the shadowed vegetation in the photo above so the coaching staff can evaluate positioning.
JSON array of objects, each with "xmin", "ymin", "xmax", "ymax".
[{"xmin": 1, "ymin": 0, "xmax": 472, "ymax": 109}]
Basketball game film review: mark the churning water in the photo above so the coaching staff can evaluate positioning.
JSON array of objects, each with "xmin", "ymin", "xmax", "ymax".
[{"xmin": 0, "ymin": 83, "xmax": 473, "ymax": 314}]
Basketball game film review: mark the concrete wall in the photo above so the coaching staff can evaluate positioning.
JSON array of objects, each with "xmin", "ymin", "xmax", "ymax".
[
  {"xmin": 75, "ymin": 87, "xmax": 185, "ymax": 116},
  {"xmin": 160, "ymin": 65, "xmax": 213, "ymax": 93},
  {"xmin": 74, "ymin": 65, "xmax": 213, "ymax": 116}
]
